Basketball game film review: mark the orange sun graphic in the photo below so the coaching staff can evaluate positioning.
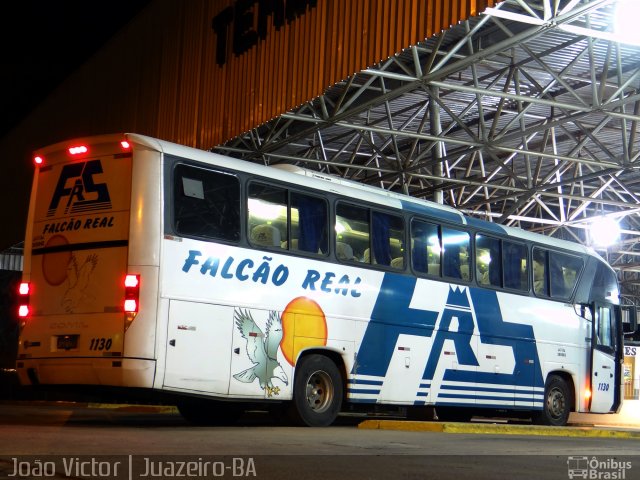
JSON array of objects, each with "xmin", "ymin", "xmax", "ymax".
[
  {"xmin": 41, "ymin": 235, "xmax": 71, "ymax": 286},
  {"xmin": 280, "ymin": 297, "xmax": 328, "ymax": 366}
]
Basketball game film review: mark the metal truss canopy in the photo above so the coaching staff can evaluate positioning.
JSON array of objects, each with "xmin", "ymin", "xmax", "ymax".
[{"xmin": 214, "ymin": 0, "xmax": 640, "ymax": 304}]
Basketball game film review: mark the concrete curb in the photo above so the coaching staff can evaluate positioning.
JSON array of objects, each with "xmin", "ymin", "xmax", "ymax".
[
  {"xmin": 358, "ymin": 420, "xmax": 640, "ymax": 439},
  {"xmin": 86, "ymin": 403, "xmax": 179, "ymax": 414}
]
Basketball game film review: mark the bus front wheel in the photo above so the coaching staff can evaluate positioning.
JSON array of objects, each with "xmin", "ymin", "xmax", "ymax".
[
  {"xmin": 289, "ymin": 354, "xmax": 343, "ymax": 427},
  {"xmin": 533, "ymin": 375, "xmax": 571, "ymax": 426}
]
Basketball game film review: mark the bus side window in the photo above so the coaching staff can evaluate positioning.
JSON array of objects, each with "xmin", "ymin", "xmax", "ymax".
[
  {"xmin": 549, "ymin": 252, "xmax": 583, "ymax": 301},
  {"xmin": 290, "ymin": 192, "xmax": 328, "ymax": 255},
  {"xmin": 371, "ymin": 211, "xmax": 405, "ymax": 269},
  {"xmin": 442, "ymin": 227, "xmax": 470, "ymax": 281},
  {"xmin": 476, "ymin": 234, "xmax": 501, "ymax": 287},
  {"xmin": 595, "ymin": 305, "xmax": 616, "ymax": 351},
  {"xmin": 532, "ymin": 248, "xmax": 548, "ymax": 297},
  {"xmin": 411, "ymin": 219, "xmax": 440, "ymax": 276},
  {"xmin": 335, "ymin": 203, "xmax": 368, "ymax": 263},
  {"xmin": 503, "ymin": 241, "xmax": 528, "ymax": 291},
  {"xmin": 248, "ymin": 183, "xmax": 286, "ymax": 249},
  {"xmin": 173, "ymin": 164, "xmax": 241, "ymax": 242}
]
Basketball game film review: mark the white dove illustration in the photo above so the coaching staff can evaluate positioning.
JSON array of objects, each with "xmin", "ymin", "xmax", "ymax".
[
  {"xmin": 233, "ymin": 308, "xmax": 288, "ymax": 396},
  {"xmin": 62, "ymin": 253, "xmax": 98, "ymax": 312}
]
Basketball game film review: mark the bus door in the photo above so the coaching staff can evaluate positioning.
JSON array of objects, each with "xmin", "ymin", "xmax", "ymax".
[
  {"xmin": 163, "ymin": 300, "xmax": 234, "ymax": 394},
  {"xmin": 590, "ymin": 303, "xmax": 620, "ymax": 413}
]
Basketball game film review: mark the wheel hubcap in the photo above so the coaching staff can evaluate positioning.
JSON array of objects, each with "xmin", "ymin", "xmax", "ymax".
[
  {"xmin": 305, "ymin": 370, "xmax": 334, "ymax": 413},
  {"xmin": 547, "ymin": 387, "xmax": 565, "ymax": 419}
]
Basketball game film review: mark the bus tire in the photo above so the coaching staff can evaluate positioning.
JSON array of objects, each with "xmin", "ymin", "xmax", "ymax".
[
  {"xmin": 289, "ymin": 354, "xmax": 343, "ymax": 427},
  {"xmin": 177, "ymin": 399, "xmax": 242, "ymax": 426},
  {"xmin": 533, "ymin": 375, "xmax": 571, "ymax": 426}
]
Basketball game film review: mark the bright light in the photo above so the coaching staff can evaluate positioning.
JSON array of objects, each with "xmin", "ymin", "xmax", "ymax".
[
  {"xmin": 124, "ymin": 274, "xmax": 140, "ymax": 288},
  {"xmin": 614, "ymin": 0, "xmax": 640, "ymax": 46},
  {"xmin": 248, "ymin": 198, "xmax": 285, "ymax": 221},
  {"xmin": 18, "ymin": 305, "xmax": 29, "ymax": 318},
  {"xmin": 478, "ymin": 251, "xmax": 492, "ymax": 265},
  {"xmin": 18, "ymin": 283, "xmax": 30, "ymax": 295},
  {"xmin": 590, "ymin": 216, "xmax": 621, "ymax": 247},
  {"xmin": 124, "ymin": 299, "xmax": 138, "ymax": 312},
  {"xmin": 34, "ymin": 156, "xmax": 43, "ymax": 165},
  {"xmin": 121, "ymin": 140, "xmax": 131, "ymax": 149},
  {"xmin": 335, "ymin": 220, "xmax": 349, "ymax": 234},
  {"xmin": 68, "ymin": 145, "xmax": 88, "ymax": 155},
  {"xmin": 584, "ymin": 388, "xmax": 592, "ymax": 400}
]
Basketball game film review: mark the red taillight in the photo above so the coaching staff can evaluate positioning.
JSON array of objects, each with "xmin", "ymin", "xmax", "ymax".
[
  {"xmin": 124, "ymin": 299, "xmax": 137, "ymax": 312},
  {"xmin": 18, "ymin": 282, "xmax": 30, "ymax": 318},
  {"xmin": 34, "ymin": 156, "xmax": 44, "ymax": 165},
  {"xmin": 68, "ymin": 145, "xmax": 88, "ymax": 155},
  {"xmin": 120, "ymin": 140, "xmax": 131, "ymax": 149},
  {"xmin": 19, "ymin": 282, "xmax": 30, "ymax": 295},
  {"xmin": 124, "ymin": 274, "xmax": 140, "ymax": 313}
]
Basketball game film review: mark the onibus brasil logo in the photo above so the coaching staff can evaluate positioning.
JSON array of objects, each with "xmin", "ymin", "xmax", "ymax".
[{"xmin": 567, "ymin": 456, "xmax": 632, "ymax": 479}]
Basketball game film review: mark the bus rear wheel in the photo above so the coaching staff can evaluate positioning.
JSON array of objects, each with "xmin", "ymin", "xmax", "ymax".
[
  {"xmin": 289, "ymin": 354, "xmax": 343, "ymax": 427},
  {"xmin": 533, "ymin": 375, "xmax": 571, "ymax": 426}
]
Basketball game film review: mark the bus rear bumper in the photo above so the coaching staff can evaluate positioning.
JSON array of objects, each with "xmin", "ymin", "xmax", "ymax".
[{"xmin": 16, "ymin": 357, "xmax": 156, "ymax": 388}]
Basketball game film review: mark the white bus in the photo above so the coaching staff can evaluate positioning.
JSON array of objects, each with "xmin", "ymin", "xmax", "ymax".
[{"xmin": 16, "ymin": 133, "xmax": 637, "ymax": 426}]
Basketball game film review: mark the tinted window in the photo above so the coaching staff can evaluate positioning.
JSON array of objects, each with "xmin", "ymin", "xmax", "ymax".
[
  {"xmin": 173, "ymin": 164, "xmax": 240, "ymax": 242},
  {"xmin": 533, "ymin": 248, "xmax": 548, "ymax": 297},
  {"xmin": 549, "ymin": 252, "xmax": 583, "ymax": 301},
  {"xmin": 476, "ymin": 234, "xmax": 501, "ymax": 287},
  {"xmin": 371, "ymin": 211, "xmax": 405, "ymax": 269},
  {"xmin": 442, "ymin": 227, "xmax": 470, "ymax": 281},
  {"xmin": 503, "ymin": 241, "xmax": 528, "ymax": 291},
  {"xmin": 290, "ymin": 192, "xmax": 328, "ymax": 255},
  {"xmin": 336, "ymin": 203, "xmax": 368, "ymax": 263},
  {"xmin": 411, "ymin": 220, "xmax": 440, "ymax": 276},
  {"xmin": 248, "ymin": 183, "xmax": 287, "ymax": 249}
]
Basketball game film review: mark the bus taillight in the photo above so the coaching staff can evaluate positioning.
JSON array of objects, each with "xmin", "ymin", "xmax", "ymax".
[
  {"xmin": 120, "ymin": 140, "xmax": 131, "ymax": 149},
  {"xmin": 68, "ymin": 145, "xmax": 88, "ymax": 155},
  {"xmin": 124, "ymin": 274, "xmax": 140, "ymax": 331},
  {"xmin": 18, "ymin": 282, "xmax": 30, "ymax": 319},
  {"xmin": 34, "ymin": 156, "xmax": 44, "ymax": 166}
]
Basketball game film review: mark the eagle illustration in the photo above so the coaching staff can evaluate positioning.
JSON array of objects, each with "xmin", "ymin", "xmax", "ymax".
[
  {"xmin": 233, "ymin": 308, "xmax": 288, "ymax": 397},
  {"xmin": 62, "ymin": 253, "xmax": 98, "ymax": 313}
]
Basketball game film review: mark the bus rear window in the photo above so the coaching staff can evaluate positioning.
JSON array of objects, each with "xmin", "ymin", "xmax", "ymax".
[{"xmin": 173, "ymin": 164, "xmax": 240, "ymax": 242}]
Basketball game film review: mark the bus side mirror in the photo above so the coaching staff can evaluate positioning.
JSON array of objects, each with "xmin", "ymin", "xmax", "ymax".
[{"xmin": 621, "ymin": 305, "xmax": 639, "ymax": 336}]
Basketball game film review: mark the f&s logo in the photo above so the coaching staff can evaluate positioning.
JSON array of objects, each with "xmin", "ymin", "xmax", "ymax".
[{"xmin": 47, "ymin": 160, "xmax": 111, "ymax": 217}]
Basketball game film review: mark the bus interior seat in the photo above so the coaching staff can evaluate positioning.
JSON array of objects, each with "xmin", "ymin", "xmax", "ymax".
[
  {"xmin": 533, "ymin": 260, "xmax": 547, "ymax": 294},
  {"xmin": 250, "ymin": 224, "xmax": 281, "ymax": 247},
  {"xmin": 336, "ymin": 242, "xmax": 355, "ymax": 261},
  {"xmin": 281, "ymin": 239, "xmax": 298, "ymax": 250},
  {"xmin": 390, "ymin": 257, "xmax": 404, "ymax": 269}
]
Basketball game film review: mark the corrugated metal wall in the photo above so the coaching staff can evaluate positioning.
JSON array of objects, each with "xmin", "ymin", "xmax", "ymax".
[
  {"xmin": 8, "ymin": 0, "xmax": 497, "ymax": 150},
  {"xmin": 0, "ymin": 0, "xmax": 494, "ymax": 248}
]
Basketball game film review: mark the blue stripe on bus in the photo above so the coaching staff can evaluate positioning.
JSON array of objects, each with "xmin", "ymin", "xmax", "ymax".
[
  {"xmin": 441, "ymin": 384, "xmax": 537, "ymax": 394},
  {"xmin": 465, "ymin": 216, "xmax": 508, "ymax": 235},
  {"xmin": 438, "ymin": 393, "xmax": 537, "ymax": 403},
  {"xmin": 348, "ymin": 379, "xmax": 384, "ymax": 386},
  {"xmin": 400, "ymin": 200, "xmax": 464, "ymax": 225},
  {"xmin": 436, "ymin": 401, "xmax": 543, "ymax": 410},
  {"xmin": 347, "ymin": 388, "xmax": 381, "ymax": 394}
]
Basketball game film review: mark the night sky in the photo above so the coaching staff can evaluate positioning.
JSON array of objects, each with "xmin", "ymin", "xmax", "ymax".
[{"xmin": 0, "ymin": 1, "xmax": 151, "ymax": 250}]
